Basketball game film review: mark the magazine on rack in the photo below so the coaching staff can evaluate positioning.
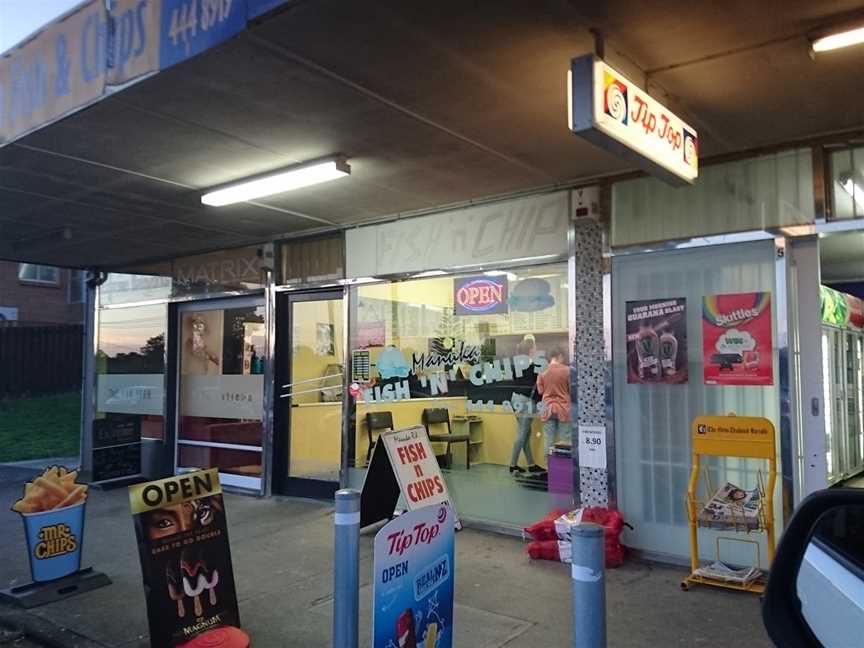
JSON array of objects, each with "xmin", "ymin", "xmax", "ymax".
[
  {"xmin": 698, "ymin": 482, "xmax": 761, "ymax": 530},
  {"xmin": 693, "ymin": 561, "xmax": 762, "ymax": 585}
]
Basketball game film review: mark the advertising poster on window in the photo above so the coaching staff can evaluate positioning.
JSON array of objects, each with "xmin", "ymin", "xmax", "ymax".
[
  {"xmin": 128, "ymin": 469, "xmax": 243, "ymax": 647},
  {"xmin": 372, "ymin": 503, "xmax": 455, "ymax": 648},
  {"xmin": 702, "ymin": 292, "xmax": 773, "ymax": 386},
  {"xmin": 625, "ymin": 298, "xmax": 688, "ymax": 384}
]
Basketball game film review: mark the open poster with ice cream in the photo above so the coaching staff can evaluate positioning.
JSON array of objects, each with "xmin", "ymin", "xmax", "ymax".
[{"xmin": 128, "ymin": 469, "xmax": 245, "ymax": 647}]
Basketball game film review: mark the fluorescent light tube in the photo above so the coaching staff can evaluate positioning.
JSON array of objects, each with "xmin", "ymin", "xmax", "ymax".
[
  {"xmin": 202, "ymin": 159, "xmax": 350, "ymax": 206},
  {"xmin": 812, "ymin": 26, "xmax": 864, "ymax": 52}
]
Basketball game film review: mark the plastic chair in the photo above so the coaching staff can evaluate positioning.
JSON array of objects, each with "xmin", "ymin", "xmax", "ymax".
[
  {"xmin": 422, "ymin": 407, "xmax": 470, "ymax": 470},
  {"xmin": 365, "ymin": 411, "xmax": 393, "ymax": 464}
]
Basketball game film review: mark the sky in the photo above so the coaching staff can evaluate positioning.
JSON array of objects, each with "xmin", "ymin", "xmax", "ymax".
[{"xmin": 0, "ymin": 0, "xmax": 79, "ymax": 54}]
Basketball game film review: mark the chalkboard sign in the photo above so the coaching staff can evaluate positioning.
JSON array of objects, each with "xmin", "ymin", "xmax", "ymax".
[
  {"xmin": 92, "ymin": 414, "xmax": 142, "ymax": 482},
  {"xmin": 93, "ymin": 443, "xmax": 141, "ymax": 482},
  {"xmin": 92, "ymin": 414, "xmax": 141, "ymax": 449}
]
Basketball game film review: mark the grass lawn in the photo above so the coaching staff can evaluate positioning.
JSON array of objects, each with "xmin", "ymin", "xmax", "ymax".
[{"xmin": 0, "ymin": 392, "xmax": 81, "ymax": 462}]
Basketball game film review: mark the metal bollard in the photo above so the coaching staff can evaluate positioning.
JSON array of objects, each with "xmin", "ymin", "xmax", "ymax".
[
  {"xmin": 571, "ymin": 523, "xmax": 606, "ymax": 648},
  {"xmin": 333, "ymin": 489, "xmax": 360, "ymax": 648}
]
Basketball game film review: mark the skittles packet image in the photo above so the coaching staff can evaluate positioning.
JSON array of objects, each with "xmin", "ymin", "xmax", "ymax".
[{"xmin": 12, "ymin": 465, "xmax": 89, "ymax": 582}]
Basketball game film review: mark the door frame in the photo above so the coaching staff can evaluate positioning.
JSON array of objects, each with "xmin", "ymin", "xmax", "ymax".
[
  {"xmin": 174, "ymin": 295, "xmax": 266, "ymax": 491},
  {"xmin": 273, "ymin": 288, "xmax": 346, "ymax": 498}
]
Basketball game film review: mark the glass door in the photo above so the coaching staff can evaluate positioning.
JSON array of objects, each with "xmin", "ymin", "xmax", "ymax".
[
  {"xmin": 275, "ymin": 291, "xmax": 345, "ymax": 498},
  {"xmin": 176, "ymin": 297, "xmax": 266, "ymax": 490}
]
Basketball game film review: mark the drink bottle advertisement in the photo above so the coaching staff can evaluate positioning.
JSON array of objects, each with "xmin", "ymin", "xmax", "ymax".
[
  {"xmin": 702, "ymin": 292, "xmax": 773, "ymax": 386},
  {"xmin": 372, "ymin": 503, "xmax": 455, "ymax": 648},
  {"xmin": 128, "ymin": 469, "xmax": 243, "ymax": 647},
  {"xmin": 625, "ymin": 298, "xmax": 688, "ymax": 384}
]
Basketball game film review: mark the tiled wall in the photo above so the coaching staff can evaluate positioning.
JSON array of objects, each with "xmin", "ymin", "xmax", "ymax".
[{"xmin": 572, "ymin": 216, "xmax": 608, "ymax": 506}]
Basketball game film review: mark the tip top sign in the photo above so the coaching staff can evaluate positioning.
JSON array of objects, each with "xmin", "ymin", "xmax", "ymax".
[{"xmin": 568, "ymin": 55, "xmax": 698, "ymax": 186}]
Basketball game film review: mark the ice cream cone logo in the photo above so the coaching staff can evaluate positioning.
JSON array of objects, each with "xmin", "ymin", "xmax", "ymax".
[
  {"xmin": 603, "ymin": 72, "xmax": 628, "ymax": 124},
  {"xmin": 683, "ymin": 129, "xmax": 698, "ymax": 168}
]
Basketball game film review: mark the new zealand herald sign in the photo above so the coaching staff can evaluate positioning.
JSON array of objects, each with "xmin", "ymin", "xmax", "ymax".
[{"xmin": 568, "ymin": 55, "xmax": 698, "ymax": 185}]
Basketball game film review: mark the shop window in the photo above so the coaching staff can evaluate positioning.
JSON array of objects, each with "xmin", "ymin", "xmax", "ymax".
[
  {"xmin": 18, "ymin": 263, "xmax": 60, "ymax": 285},
  {"xmin": 176, "ymin": 301, "xmax": 265, "ymax": 491},
  {"xmin": 830, "ymin": 146, "xmax": 864, "ymax": 220},
  {"xmin": 68, "ymin": 270, "xmax": 86, "ymax": 304},
  {"xmin": 96, "ymin": 303, "xmax": 168, "ymax": 442},
  {"xmin": 349, "ymin": 263, "xmax": 572, "ymax": 528}
]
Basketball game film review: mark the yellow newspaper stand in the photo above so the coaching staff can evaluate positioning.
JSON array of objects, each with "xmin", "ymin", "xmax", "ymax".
[{"xmin": 682, "ymin": 415, "xmax": 776, "ymax": 594}]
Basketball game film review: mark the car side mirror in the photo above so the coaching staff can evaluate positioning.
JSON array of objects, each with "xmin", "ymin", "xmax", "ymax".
[{"xmin": 762, "ymin": 488, "xmax": 864, "ymax": 647}]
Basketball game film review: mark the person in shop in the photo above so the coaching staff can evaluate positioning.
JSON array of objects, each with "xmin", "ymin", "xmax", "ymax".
[
  {"xmin": 509, "ymin": 335, "xmax": 545, "ymax": 474},
  {"xmin": 537, "ymin": 347, "xmax": 571, "ymax": 458}
]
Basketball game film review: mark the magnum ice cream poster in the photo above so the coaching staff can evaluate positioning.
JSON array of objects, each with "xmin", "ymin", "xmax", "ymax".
[
  {"xmin": 702, "ymin": 292, "xmax": 773, "ymax": 386},
  {"xmin": 625, "ymin": 298, "xmax": 688, "ymax": 384},
  {"xmin": 129, "ymin": 469, "xmax": 241, "ymax": 646}
]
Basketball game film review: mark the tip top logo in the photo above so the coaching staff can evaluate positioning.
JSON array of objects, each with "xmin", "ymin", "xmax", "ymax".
[
  {"xmin": 603, "ymin": 72, "xmax": 628, "ymax": 125},
  {"xmin": 683, "ymin": 129, "xmax": 698, "ymax": 168}
]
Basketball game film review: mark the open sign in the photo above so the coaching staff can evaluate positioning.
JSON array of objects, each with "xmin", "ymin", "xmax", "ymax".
[{"xmin": 454, "ymin": 277, "xmax": 508, "ymax": 315}]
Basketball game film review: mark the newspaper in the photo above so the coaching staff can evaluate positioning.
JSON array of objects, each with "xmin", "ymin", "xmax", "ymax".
[
  {"xmin": 698, "ymin": 482, "xmax": 761, "ymax": 530},
  {"xmin": 693, "ymin": 561, "xmax": 761, "ymax": 585}
]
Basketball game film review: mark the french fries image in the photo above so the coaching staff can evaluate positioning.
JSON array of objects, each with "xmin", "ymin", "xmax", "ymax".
[{"xmin": 12, "ymin": 466, "xmax": 88, "ymax": 514}]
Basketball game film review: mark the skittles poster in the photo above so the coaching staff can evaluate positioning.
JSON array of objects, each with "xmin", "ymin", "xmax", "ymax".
[
  {"xmin": 702, "ymin": 292, "xmax": 773, "ymax": 386},
  {"xmin": 372, "ymin": 503, "xmax": 455, "ymax": 648},
  {"xmin": 129, "ymin": 469, "xmax": 243, "ymax": 647}
]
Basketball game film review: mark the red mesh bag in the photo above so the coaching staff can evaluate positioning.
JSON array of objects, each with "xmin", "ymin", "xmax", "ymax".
[
  {"xmin": 523, "ymin": 509, "xmax": 567, "ymax": 541},
  {"xmin": 581, "ymin": 507, "xmax": 627, "ymax": 568}
]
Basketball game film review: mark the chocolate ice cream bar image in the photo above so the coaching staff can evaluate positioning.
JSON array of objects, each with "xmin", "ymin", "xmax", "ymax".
[{"xmin": 166, "ymin": 566, "xmax": 185, "ymax": 618}]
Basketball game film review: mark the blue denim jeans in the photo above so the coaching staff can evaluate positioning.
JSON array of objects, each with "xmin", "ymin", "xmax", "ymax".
[
  {"xmin": 543, "ymin": 415, "xmax": 567, "ymax": 457},
  {"xmin": 509, "ymin": 393, "xmax": 535, "ymax": 466}
]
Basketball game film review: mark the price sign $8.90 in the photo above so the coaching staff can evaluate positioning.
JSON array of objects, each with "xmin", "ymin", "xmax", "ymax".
[
  {"xmin": 578, "ymin": 425, "xmax": 607, "ymax": 470},
  {"xmin": 169, "ymin": 0, "xmax": 233, "ymax": 54}
]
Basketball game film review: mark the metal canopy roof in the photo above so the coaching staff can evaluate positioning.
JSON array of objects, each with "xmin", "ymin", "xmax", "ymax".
[{"xmin": 2, "ymin": 0, "xmax": 864, "ymax": 270}]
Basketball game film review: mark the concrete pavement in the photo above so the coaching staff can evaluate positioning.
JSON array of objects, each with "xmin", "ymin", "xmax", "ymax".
[{"xmin": 0, "ymin": 471, "xmax": 773, "ymax": 647}]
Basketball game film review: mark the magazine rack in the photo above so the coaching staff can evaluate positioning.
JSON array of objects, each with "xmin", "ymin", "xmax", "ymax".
[{"xmin": 681, "ymin": 414, "xmax": 776, "ymax": 594}]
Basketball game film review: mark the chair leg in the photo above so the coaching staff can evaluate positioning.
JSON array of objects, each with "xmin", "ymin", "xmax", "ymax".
[
  {"xmin": 446, "ymin": 442, "xmax": 452, "ymax": 470},
  {"xmin": 366, "ymin": 441, "xmax": 373, "ymax": 465},
  {"xmin": 465, "ymin": 440, "xmax": 470, "ymax": 470}
]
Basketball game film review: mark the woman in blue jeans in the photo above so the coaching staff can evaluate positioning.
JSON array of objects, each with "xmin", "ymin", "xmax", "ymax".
[{"xmin": 509, "ymin": 339, "xmax": 545, "ymax": 474}]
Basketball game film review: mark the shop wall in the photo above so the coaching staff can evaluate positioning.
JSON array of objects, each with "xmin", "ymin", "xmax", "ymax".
[
  {"xmin": 612, "ymin": 149, "xmax": 814, "ymax": 248},
  {"xmin": 612, "ymin": 240, "xmax": 780, "ymax": 562}
]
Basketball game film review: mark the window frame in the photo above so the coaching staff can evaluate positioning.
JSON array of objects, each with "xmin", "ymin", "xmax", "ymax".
[{"xmin": 18, "ymin": 263, "xmax": 61, "ymax": 286}]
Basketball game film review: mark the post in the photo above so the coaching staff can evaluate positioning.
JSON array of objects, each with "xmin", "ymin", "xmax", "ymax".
[
  {"xmin": 571, "ymin": 523, "xmax": 606, "ymax": 648},
  {"xmin": 333, "ymin": 489, "xmax": 360, "ymax": 648}
]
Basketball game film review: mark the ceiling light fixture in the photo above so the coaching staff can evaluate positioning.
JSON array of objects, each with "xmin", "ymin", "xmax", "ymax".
[
  {"xmin": 201, "ymin": 158, "xmax": 350, "ymax": 207},
  {"xmin": 812, "ymin": 25, "xmax": 864, "ymax": 53}
]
